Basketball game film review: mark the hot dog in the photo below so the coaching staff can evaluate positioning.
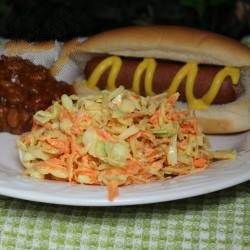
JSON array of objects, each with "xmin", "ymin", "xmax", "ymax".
[
  {"xmin": 84, "ymin": 56, "xmax": 242, "ymax": 104},
  {"xmin": 53, "ymin": 26, "xmax": 250, "ymax": 134}
]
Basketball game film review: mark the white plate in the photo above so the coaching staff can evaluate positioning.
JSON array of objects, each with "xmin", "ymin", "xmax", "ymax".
[
  {"xmin": 1, "ymin": 39, "xmax": 249, "ymax": 206},
  {"xmin": 0, "ymin": 132, "xmax": 249, "ymax": 206}
]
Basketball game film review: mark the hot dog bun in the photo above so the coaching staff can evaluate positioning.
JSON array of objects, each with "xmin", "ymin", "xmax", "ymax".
[
  {"xmin": 67, "ymin": 26, "xmax": 250, "ymax": 134},
  {"xmin": 71, "ymin": 26, "xmax": 250, "ymax": 67}
]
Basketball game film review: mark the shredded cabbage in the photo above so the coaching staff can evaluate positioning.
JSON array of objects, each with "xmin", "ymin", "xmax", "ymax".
[{"xmin": 167, "ymin": 135, "xmax": 178, "ymax": 165}]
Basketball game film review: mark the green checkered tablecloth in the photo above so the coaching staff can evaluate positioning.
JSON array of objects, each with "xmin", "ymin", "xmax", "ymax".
[{"xmin": 0, "ymin": 182, "xmax": 249, "ymax": 250}]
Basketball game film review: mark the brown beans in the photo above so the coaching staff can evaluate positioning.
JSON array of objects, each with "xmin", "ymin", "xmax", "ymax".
[
  {"xmin": 29, "ymin": 68, "xmax": 47, "ymax": 81},
  {"xmin": 0, "ymin": 55, "xmax": 75, "ymax": 134},
  {"xmin": 5, "ymin": 86, "xmax": 25, "ymax": 104},
  {"xmin": 7, "ymin": 108, "xmax": 19, "ymax": 128}
]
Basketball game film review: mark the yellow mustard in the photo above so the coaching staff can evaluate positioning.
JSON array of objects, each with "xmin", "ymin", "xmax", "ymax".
[
  {"xmin": 86, "ymin": 56, "xmax": 240, "ymax": 109},
  {"xmin": 132, "ymin": 58, "xmax": 156, "ymax": 96},
  {"xmin": 87, "ymin": 56, "xmax": 122, "ymax": 90}
]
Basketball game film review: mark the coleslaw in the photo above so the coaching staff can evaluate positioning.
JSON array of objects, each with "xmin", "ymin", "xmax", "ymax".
[{"xmin": 16, "ymin": 87, "xmax": 235, "ymax": 201}]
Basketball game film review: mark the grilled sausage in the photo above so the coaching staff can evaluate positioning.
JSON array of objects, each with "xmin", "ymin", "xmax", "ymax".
[{"xmin": 84, "ymin": 56, "xmax": 242, "ymax": 104}]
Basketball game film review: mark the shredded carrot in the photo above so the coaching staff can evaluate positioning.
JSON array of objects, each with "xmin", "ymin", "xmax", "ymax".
[
  {"xmin": 31, "ymin": 122, "xmax": 40, "ymax": 131},
  {"xmin": 149, "ymin": 110, "xmax": 160, "ymax": 125},
  {"xmin": 144, "ymin": 148, "xmax": 160, "ymax": 158},
  {"xmin": 193, "ymin": 158, "xmax": 208, "ymax": 168},
  {"xmin": 40, "ymin": 157, "xmax": 65, "ymax": 168},
  {"xmin": 96, "ymin": 128, "xmax": 115, "ymax": 143},
  {"xmin": 59, "ymin": 107, "xmax": 75, "ymax": 123},
  {"xmin": 126, "ymin": 160, "xmax": 142, "ymax": 175},
  {"xmin": 46, "ymin": 138, "xmax": 70, "ymax": 154},
  {"xmin": 65, "ymin": 153, "xmax": 75, "ymax": 182},
  {"xmin": 108, "ymin": 181, "xmax": 119, "ymax": 201},
  {"xmin": 178, "ymin": 139, "xmax": 188, "ymax": 150},
  {"xmin": 70, "ymin": 135, "xmax": 84, "ymax": 155},
  {"xmin": 21, "ymin": 135, "xmax": 30, "ymax": 144},
  {"xmin": 166, "ymin": 93, "xmax": 179, "ymax": 105},
  {"xmin": 74, "ymin": 169, "xmax": 99, "ymax": 184}
]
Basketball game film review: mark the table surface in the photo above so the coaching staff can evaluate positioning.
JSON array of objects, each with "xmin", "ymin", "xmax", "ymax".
[{"xmin": 0, "ymin": 181, "xmax": 249, "ymax": 250}]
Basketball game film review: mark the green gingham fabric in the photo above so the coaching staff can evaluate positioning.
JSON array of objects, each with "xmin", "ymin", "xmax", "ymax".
[{"xmin": 0, "ymin": 182, "xmax": 249, "ymax": 250}]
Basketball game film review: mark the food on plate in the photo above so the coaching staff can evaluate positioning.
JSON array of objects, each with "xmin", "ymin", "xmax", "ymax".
[
  {"xmin": 66, "ymin": 26, "xmax": 250, "ymax": 134},
  {"xmin": 0, "ymin": 55, "xmax": 75, "ymax": 134},
  {"xmin": 17, "ymin": 87, "xmax": 235, "ymax": 201}
]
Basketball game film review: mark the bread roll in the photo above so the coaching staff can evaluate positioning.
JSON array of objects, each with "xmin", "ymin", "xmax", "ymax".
[
  {"xmin": 65, "ymin": 26, "xmax": 250, "ymax": 134},
  {"xmin": 72, "ymin": 25, "xmax": 250, "ymax": 67}
]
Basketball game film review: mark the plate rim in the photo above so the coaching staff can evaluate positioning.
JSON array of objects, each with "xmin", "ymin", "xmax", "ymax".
[
  {"xmin": 0, "ymin": 162, "xmax": 249, "ymax": 206},
  {"xmin": 0, "ymin": 132, "xmax": 249, "ymax": 207}
]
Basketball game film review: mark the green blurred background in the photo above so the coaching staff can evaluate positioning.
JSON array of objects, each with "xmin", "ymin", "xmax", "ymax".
[{"xmin": 0, "ymin": 0, "xmax": 249, "ymax": 41}]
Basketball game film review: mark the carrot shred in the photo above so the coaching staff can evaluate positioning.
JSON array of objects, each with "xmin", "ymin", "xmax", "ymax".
[
  {"xmin": 193, "ymin": 158, "xmax": 208, "ymax": 168},
  {"xmin": 108, "ymin": 181, "xmax": 119, "ymax": 201}
]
